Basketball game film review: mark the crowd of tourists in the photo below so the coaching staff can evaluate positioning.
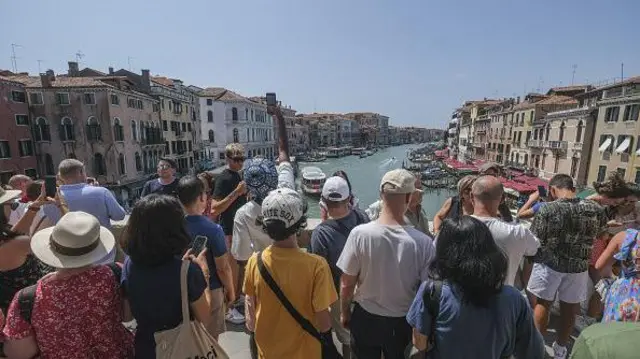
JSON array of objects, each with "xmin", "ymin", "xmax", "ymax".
[{"xmin": 0, "ymin": 106, "xmax": 639, "ymax": 359}]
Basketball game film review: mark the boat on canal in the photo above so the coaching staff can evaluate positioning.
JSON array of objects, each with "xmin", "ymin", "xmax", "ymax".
[
  {"xmin": 352, "ymin": 147, "xmax": 367, "ymax": 155},
  {"xmin": 301, "ymin": 166, "xmax": 326, "ymax": 196},
  {"xmin": 298, "ymin": 153, "xmax": 327, "ymax": 162}
]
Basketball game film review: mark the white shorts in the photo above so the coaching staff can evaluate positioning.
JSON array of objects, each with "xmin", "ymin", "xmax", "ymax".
[{"xmin": 527, "ymin": 263, "xmax": 589, "ymax": 304}]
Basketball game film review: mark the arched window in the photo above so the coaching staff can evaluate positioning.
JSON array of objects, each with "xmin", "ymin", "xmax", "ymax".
[
  {"xmin": 559, "ymin": 122, "xmax": 566, "ymax": 141},
  {"xmin": 114, "ymin": 118, "xmax": 124, "ymax": 142},
  {"xmin": 94, "ymin": 153, "xmax": 106, "ymax": 175},
  {"xmin": 60, "ymin": 117, "xmax": 75, "ymax": 141},
  {"xmin": 247, "ymin": 128, "xmax": 250, "ymax": 142},
  {"xmin": 245, "ymin": 108, "xmax": 248, "ymax": 121},
  {"xmin": 544, "ymin": 123, "xmax": 551, "ymax": 141},
  {"xmin": 44, "ymin": 153, "xmax": 55, "ymax": 175},
  {"xmin": 135, "ymin": 152, "xmax": 142, "ymax": 172},
  {"xmin": 34, "ymin": 117, "xmax": 51, "ymax": 142},
  {"xmin": 233, "ymin": 128, "xmax": 239, "ymax": 143},
  {"xmin": 207, "ymin": 110, "xmax": 213, "ymax": 122},
  {"xmin": 232, "ymin": 107, "xmax": 238, "ymax": 122},
  {"xmin": 131, "ymin": 120, "xmax": 138, "ymax": 141},
  {"xmin": 118, "ymin": 153, "xmax": 126, "ymax": 175},
  {"xmin": 140, "ymin": 122, "xmax": 147, "ymax": 141},
  {"xmin": 86, "ymin": 116, "xmax": 102, "ymax": 141},
  {"xmin": 208, "ymin": 130, "xmax": 215, "ymax": 142},
  {"xmin": 576, "ymin": 121, "xmax": 584, "ymax": 143}
]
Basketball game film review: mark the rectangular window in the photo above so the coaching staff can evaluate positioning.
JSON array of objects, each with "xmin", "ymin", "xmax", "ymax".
[
  {"xmin": 152, "ymin": 103, "xmax": 159, "ymax": 112},
  {"xmin": 127, "ymin": 98, "xmax": 135, "ymax": 108},
  {"xmin": 83, "ymin": 93, "xmax": 96, "ymax": 105},
  {"xmin": 618, "ymin": 168, "xmax": 626, "ymax": 179},
  {"xmin": 187, "ymin": 123, "xmax": 192, "ymax": 132},
  {"xmin": 137, "ymin": 100, "xmax": 144, "ymax": 109},
  {"xmin": 635, "ymin": 169, "xmax": 640, "ymax": 185},
  {"xmin": 181, "ymin": 123, "xmax": 186, "ymax": 132},
  {"xmin": 11, "ymin": 91, "xmax": 26, "ymax": 103},
  {"xmin": 597, "ymin": 166, "xmax": 607, "ymax": 182},
  {"xmin": 24, "ymin": 168, "xmax": 37, "ymax": 179},
  {"xmin": 162, "ymin": 121, "xmax": 168, "ymax": 131},
  {"xmin": 207, "ymin": 99, "xmax": 213, "ymax": 106},
  {"xmin": 110, "ymin": 94, "xmax": 120, "ymax": 105},
  {"xmin": 55, "ymin": 93, "xmax": 70, "ymax": 105},
  {"xmin": 0, "ymin": 141, "xmax": 10, "ymax": 158},
  {"xmin": 219, "ymin": 152, "xmax": 225, "ymax": 160},
  {"xmin": 188, "ymin": 141, "xmax": 192, "ymax": 151},
  {"xmin": 29, "ymin": 93, "xmax": 43, "ymax": 105},
  {"xmin": 605, "ymin": 106, "xmax": 620, "ymax": 122},
  {"xmin": 15, "ymin": 115, "xmax": 29, "ymax": 126},
  {"xmin": 18, "ymin": 140, "xmax": 34, "ymax": 157},
  {"xmin": 624, "ymin": 104, "xmax": 640, "ymax": 122}
]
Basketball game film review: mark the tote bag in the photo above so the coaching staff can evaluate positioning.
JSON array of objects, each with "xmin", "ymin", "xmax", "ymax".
[{"xmin": 154, "ymin": 260, "xmax": 230, "ymax": 359}]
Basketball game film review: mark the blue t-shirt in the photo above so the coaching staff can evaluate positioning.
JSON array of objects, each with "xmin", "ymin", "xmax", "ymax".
[
  {"xmin": 406, "ymin": 282, "xmax": 544, "ymax": 359},
  {"xmin": 184, "ymin": 215, "xmax": 228, "ymax": 290},
  {"xmin": 121, "ymin": 257, "xmax": 206, "ymax": 359}
]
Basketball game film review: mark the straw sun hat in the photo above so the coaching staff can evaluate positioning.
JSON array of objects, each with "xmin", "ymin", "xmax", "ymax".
[
  {"xmin": 0, "ymin": 186, "xmax": 21, "ymax": 206},
  {"xmin": 31, "ymin": 211, "xmax": 115, "ymax": 269}
]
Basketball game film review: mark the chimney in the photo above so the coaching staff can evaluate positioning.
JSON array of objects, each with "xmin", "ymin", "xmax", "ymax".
[
  {"xmin": 108, "ymin": 67, "xmax": 114, "ymax": 75},
  {"xmin": 516, "ymin": 96, "xmax": 521, "ymax": 104},
  {"xmin": 68, "ymin": 61, "xmax": 79, "ymax": 77},
  {"xmin": 40, "ymin": 70, "xmax": 55, "ymax": 88},
  {"xmin": 141, "ymin": 69, "xmax": 150, "ymax": 93}
]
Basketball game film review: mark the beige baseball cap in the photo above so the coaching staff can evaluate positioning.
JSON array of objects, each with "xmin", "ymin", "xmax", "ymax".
[{"xmin": 380, "ymin": 169, "xmax": 416, "ymax": 194}]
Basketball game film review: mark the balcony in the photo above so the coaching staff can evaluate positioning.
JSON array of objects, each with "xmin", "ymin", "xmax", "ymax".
[
  {"xmin": 601, "ymin": 151, "xmax": 611, "ymax": 161},
  {"xmin": 472, "ymin": 142, "xmax": 485, "ymax": 148},
  {"xmin": 476, "ymin": 128, "xmax": 487, "ymax": 134},
  {"xmin": 140, "ymin": 137, "xmax": 165, "ymax": 146},
  {"xmin": 528, "ymin": 139, "xmax": 543, "ymax": 148},
  {"xmin": 572, "ymin": 142, "xmax": 583, "ymax": 151},
  {"xmin": 545, "ymin": 140, "xmax": 568, "ymax": 151}
]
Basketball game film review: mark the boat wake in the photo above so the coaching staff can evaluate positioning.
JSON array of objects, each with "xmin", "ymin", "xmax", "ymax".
[{"xmin": 378, "ymin": 157, "xmax": 398, "ymax": 170}]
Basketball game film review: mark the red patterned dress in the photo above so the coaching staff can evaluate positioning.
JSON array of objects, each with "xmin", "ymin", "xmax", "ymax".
[{"xmin": 2, "ymin": 266, "xmax": 134, "ymax": 358}]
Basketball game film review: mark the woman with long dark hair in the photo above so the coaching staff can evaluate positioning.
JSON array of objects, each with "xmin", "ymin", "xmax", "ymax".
[
  {"xmin": 121, "ymin": 194, "xmax": 212, "ymax": 358},
  {"xmin": 406, "ymin": 216, "xmax": 544, "ymax": 359}
]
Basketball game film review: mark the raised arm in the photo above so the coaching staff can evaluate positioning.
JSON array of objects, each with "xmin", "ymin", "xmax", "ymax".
[
  {"xmin": 433, "ymin": 197, "xmax": 452, "ymax": 234},
  {"xmin": 268, "ymin": 105, "xmax": 290, "ymax": 164}
]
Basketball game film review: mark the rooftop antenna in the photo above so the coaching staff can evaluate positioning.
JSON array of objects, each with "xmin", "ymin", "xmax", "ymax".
[
  {"xmin": 75, "ymin": 51, "xmax": 85, "ymax": 66},
  {"xmin": 571, "ymin": 64, "xmax": 578, "ymax": 85},
  {"xmin": 10, "ymin": 43, "xmax": 21, "ymax": 73},
  {"xmin": 127, "ymin": 56, "xmax": 134, "ymax": 71},
  {"xmin": 37, "ymin": 60, "xmax": 44, "ymax": 73},
  {"xmin": 621, "ymin": 62, "xmax": 624, "ymax": 82}
]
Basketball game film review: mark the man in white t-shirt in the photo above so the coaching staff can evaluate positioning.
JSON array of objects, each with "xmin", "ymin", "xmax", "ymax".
[
  {"xmin": 470, "ymin": 175, "xmax": 540, "ymax": 287},
  {"xmin": 337, "ymin": 169, "xmax": 434, "ymax": 359}
]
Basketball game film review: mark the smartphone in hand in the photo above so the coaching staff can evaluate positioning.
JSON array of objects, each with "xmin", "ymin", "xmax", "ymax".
[
  {"xmin": 191, "ymin": 235, "xmax": 208, "ymax": 254},
  {"xmin": 44, "ymin": 176, "xmax": 57, "ymax": 198},
  {"xmin": 537, "ymin": 185, "xmax": 547, "ymax": 198},
  {"xmin": 266, "ymin": 92, "xmax": 277, "ymax": 106}
]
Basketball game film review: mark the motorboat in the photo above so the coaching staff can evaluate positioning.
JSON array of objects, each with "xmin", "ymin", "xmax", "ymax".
[{"xmin": 301, "ymin": 167, "xmax": 326, "ymax": 196}]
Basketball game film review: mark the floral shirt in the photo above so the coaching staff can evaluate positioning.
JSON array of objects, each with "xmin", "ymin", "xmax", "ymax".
[
  {"xmin": 530, "ymin": 198, "xmax": 607, "ymax": 273},
  {"xmin": 602, "ymin": 229, "xmax": 640, "ymax": 323},
  {"xmin": 2, "ymin": 266, "xmax": 134, "ymax": 359},
  {"xmin": 0, "ymin": 254, "xmax": 50, "ymax": 313}
]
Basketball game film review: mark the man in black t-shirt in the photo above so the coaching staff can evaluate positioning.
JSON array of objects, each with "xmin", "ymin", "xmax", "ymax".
[
  {"xmin": 211, "ymin": 143, "xmax": 247, "ymax": 324},
  {"xmin": 140, "ymin": 158, "xmax": 179, "ymax": 197}
]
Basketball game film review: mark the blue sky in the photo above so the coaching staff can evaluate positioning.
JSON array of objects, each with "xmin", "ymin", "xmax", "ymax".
[{"xmin": 1, "ymin": 0, "xmax": 638, "ymax": 128}]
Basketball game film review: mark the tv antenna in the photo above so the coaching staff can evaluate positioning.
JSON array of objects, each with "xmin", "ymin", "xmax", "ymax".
[
  {"xmin": 75, "ymin": 51, "xmax": 85, "ymax": 65},
  {"xmin": 571, "ymin": 64, "xmax": 578, "ymax": 85},
  {"xmin": 37, "ymin": 60, "xmax": 44, "ymax": 73},
  {"xmin": 128, "ymin": 56, "xmax": 135, "ymax": 71},
  {"xmin": 10, "ymin": 43, "xmax": 21, "ymax": 73}
]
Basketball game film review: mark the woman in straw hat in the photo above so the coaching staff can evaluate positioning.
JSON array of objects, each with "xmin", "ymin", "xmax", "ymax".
[
  {"xmin": 2, "ymin": 211, "xmax": 134, "ymax": 358},
  {"xmin": 0, "ymin": 184, "xmax": 57, "ymax": 314}
]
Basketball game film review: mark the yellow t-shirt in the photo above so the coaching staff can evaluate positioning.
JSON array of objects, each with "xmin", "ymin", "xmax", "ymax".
[{"xmin": 244, "ymin": 246, "xmax": 338, "ymax": 359}]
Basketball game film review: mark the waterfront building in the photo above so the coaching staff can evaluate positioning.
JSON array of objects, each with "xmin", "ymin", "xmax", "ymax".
[
  {"xmin": 346, "ymin": 112, "xmax": 390, "ymax": 146},
  {"xmin": 468, "ymin": 100, "xmax": 500, "ymax": 161},
  {"xmin": 485, "ymin": 99, "xmax": 515, "ymax": 164},
  {"xmin": 0, "ymin": 75, "xmax": 37, "ymax": 184},
  {"xmin": 198, "ymin": 88, "xmax": 275, "ymax": 165},
  {"xmin": 586, "ymin": 77, "xmax": 640, "ymax": 184},
  {"xmin": 7, "ymin": 64, "xmax": 162, "ymax": 202}
]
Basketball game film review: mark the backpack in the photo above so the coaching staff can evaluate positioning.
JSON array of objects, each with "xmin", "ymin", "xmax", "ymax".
[
  {"xmin": 321, "ymin": 209, "xmax": 368, "ymax": 238},
  {"xmin": 18, "ymin": 263, "xmax": 122, "ymax": 323}
]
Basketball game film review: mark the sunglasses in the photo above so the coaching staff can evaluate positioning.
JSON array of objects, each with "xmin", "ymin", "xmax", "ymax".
[
  {"xmin": 157, "ymin": 164, "xmax": 172, "ymax": 170},
  {"xmin": 231, "ymin": 157, "xmax": 245, "ymax": 163}
]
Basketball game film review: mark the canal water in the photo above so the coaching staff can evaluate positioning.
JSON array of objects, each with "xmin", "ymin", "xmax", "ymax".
[{"xmin": 298, "ymin": 144, "xmax": 456, "ymax": 218}]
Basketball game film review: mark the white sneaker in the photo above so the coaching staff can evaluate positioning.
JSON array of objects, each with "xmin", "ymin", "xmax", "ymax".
[
  {"xmin": 225, "ymin": 307, "xmax": 246, "ymax": 324},
  {"xmin": 552, "ymin": 342, "xmax": 567, "ymax": 359},
  {"xmin": 574, "ymin": 315, "xmax": 597, "ymax": 332}
]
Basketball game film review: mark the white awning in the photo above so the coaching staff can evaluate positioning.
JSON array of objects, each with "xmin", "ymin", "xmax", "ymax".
[
  {"xmin": 450, "ymin": 118, "xmax": 458, "ymax": 124},
  {"xmin": 598, "ymin": 138, "xmax": 612, "ymax": 152},
  {"xmin": 635, "ymin": 146, "xmax": 640, "ymax": 155},
  {"xmin": 615, "ymin": 137, "xmax": 631, "ymax": 154}
]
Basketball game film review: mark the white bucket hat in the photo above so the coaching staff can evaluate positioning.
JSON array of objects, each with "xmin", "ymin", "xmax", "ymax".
[
  {"xmin": 31, "ymin": 212, "xmax": 115, "ymax": 269},
  {"xmin": 0, "ymin": 186, "xmax": 21, "ymax": 206}
]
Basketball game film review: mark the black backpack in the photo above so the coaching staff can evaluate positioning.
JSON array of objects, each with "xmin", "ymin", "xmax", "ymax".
[{"xmin": 17, "ymin": 263, "xmax": 122, "ymax": 323}]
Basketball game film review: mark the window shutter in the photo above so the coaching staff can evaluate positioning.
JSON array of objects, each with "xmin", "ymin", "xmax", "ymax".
[
  {"xmin": 59, "ymin": 125, "xmax": 66, "ymax": 141},
  {"xmin": 86, "ymin": 124, "xmax": 93, "ymax": 141}
]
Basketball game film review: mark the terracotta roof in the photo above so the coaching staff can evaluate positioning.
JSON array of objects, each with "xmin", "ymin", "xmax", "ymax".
[
  {"xmin": 199, "ymin": 87, "xmax": 254, "ymax": 104},
  {"xmin": 0, "ymin": 75, "xmax": 25, "ymax": 86},
  {"xmin": 536, "ymin": 95, "xmax": 578, "ymax": 105},
  {"xmin": 591, "ymin": 76, "xmax": 640, "ymax": 92},
  {"xmin": 7, "ymin": 74, "xmax": 111, "ymax": 88},
  {"xmin": 151, "ymin": 76, "xmax": 175, "ymax": 87},
  {"xmin": 547, "ymin": 85, "xmax": 590, "ymax": 93}
]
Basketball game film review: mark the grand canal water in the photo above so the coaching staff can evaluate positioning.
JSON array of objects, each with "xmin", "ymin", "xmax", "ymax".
[{"xmin": 298, "ymin": 144, "xmax": 456, "ymax": 218}]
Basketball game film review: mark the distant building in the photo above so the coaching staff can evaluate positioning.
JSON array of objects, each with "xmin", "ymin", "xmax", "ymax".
[
  {"xmin": 0, "ymin": 75, "xmax": 37, "ymax": 184},
  {"xmin": 197, "ymin": 88, "xmax": 275, "ymax": 165}
]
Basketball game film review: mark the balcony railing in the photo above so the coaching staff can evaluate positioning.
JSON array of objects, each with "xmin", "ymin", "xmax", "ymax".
[
  {"xmin": 546, "ymin": 140, "xmax": 568, "ymax": 151},
  {"xmin": 528, "ymin": 139, "xmax": 543, "ymax": 148},
  {"xmin": 572, "ymin": 142, "xmax": 583, "ymax": 151},
  {"xmin": 602, "ymin": 151, "xmax": 611, "ymax": 161}
]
